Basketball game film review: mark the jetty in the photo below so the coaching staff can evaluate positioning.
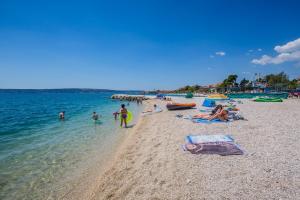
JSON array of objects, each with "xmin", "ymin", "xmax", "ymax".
[{"xmin": 111, "ymin": 94, "xmax": 150, "ymax": 101}]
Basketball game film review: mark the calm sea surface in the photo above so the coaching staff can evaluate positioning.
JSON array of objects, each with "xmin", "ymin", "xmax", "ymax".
[{"xmin": 0, "ymin": 90, "xmax": 143, "ymax": 200}]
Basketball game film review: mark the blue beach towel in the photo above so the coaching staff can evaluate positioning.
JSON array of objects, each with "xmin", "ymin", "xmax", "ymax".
[
  {"xmin": 193, "ymin": 118, "xmax": 228, "ymax": 124},
  {"xmin": 186, "ymin": 134, "xmax": 234, "ymax": 144}
]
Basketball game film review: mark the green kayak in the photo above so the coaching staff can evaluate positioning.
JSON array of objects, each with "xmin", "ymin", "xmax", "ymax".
[{"xmin": 254, "ymin": 98, "xmax": 283, "ymax": 102}]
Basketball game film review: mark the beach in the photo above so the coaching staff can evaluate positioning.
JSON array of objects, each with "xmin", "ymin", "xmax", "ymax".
[{"xmin": 87, "ymin": 97, "xmax": 300, "ymax": 200}]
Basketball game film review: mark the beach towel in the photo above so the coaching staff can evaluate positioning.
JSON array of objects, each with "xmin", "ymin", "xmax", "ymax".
[
  {"xmin": 183, "ymin": 134, "xmax": 244, "ymax": 156},
  {"xmin": 193, "ymin": 118, "xmax": 228, "ymax": 124},
  {"xmin": 183, "ymin": 142, "xmax": 244, "ymax": 156},
  {"xmin": 186, "ymin": 134, "xmax": 234, "ymax": 144},
  {"xmin": 199, "ymin": 108, "xmax": 214, "ymax": 113}
]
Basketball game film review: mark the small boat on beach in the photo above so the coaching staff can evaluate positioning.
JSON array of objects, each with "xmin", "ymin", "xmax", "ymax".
[
  {"xmin": 166, "ymin": 103, "xmax": 196, "ymax": 110},
  {"xmin": 254, "ymin": 97, "xmax": 283, "ymax": 102}
]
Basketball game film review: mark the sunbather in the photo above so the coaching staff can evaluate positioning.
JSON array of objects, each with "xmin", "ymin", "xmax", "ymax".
[{"xmin": 193, "ymin": 105, "xmax": 229, "ymax": 121}]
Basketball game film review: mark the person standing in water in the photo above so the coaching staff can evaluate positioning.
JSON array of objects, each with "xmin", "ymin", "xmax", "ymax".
[
  {"xmin": 113, "ymin": 112, "xmax": 119, "ymax": 120},
  {"xmin": 59, "ymin": 111, "xmax": 65, "ymax": 120},
  {"xmin": 92, "ymin": 112, "xmax": 99, "ymax": 121},
  {"xmin": 120, "ymin": 104, "xmax": 128, "ymax": 128}
]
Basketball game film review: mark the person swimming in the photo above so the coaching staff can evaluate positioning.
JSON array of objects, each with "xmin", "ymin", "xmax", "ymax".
[
  {"xmin": 120, "ymin": 104, "xmax": 128, "ymax": 128},
  {"xmin": 59, "ymin": 111, "xmax": 65, "ymax": 120},
  {"xmin": 92, "ymin": 112, "xmax": 99, "ymax": 121}
]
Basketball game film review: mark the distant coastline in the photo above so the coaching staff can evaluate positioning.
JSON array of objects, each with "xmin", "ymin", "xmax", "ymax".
[{"xmin": 0, "ymin": 88, "xmax": 145, "ymax": 93}]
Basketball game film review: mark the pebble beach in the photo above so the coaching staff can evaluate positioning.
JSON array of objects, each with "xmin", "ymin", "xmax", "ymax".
[{"xmin": 85, "ymin": 97, "xmax": 300, "ymax": 200}]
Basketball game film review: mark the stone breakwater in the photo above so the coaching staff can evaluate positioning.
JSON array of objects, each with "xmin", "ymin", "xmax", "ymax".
[{"xmin": 111, "ymin": 94, "xmax": 150, "ymax": 101}]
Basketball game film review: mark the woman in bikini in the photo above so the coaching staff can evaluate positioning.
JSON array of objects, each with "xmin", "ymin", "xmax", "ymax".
[
  {"xmin": 193, "ymin": 104, "xmax": 228, "ymax": 121},
  {"xmin": 120, "ymin": 104, "xmax": 128, "ymax": 128}
]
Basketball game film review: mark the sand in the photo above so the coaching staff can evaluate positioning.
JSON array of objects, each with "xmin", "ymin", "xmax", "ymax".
[{"xmin": 87, "ymin": 97, "xmax": 300, "ymax": 200}]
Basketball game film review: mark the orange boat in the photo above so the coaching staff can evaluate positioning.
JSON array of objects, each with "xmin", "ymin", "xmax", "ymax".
[{"xmin": 166, "ymin": 103, "xmax": 196, "ymax": 110}]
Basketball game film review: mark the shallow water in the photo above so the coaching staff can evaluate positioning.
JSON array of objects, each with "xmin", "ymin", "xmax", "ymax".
[{"xmin": 0, "ymin": 90, "xmax": 143, "ymax": 200}]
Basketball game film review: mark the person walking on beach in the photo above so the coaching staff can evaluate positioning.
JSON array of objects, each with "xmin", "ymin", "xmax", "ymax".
[
  {"xmin": 120, "ymin": 104, "xmax": 128, "ymax": 128},
  {"xmin": 92, "ymin": 112, "xmax": 99, "ymax": 121},
  {"xmin": 59, "ymin": 111, "xmax": 65, "ymax": 120}
]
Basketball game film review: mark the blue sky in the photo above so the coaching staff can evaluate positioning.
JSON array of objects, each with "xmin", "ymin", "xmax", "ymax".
[{"xmin": 0, "ymin": 0, "xmax": 300, "ymax": 90}]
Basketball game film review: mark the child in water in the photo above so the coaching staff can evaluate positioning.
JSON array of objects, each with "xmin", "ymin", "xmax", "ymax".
[
  {"xmin": 113, "ymin": 112, "xmax": 119, "ymax": 120},
  {"xmin": 92, "ymin": 112, "xmax": 99, "ymax": 121},
  {"xmin": 120, "ymin": 104, "xmax": 128, "ymax": 128}
]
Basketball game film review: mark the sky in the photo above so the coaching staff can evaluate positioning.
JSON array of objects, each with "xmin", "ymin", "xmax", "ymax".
[{"xmin": 0, "ymin": 0, "xmax": 300, "ymax": 90}]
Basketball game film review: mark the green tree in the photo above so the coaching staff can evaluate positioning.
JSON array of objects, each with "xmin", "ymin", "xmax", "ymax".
[
  {"xmin": 265, "ymin": 72, "xmax": 289, "ymax": 87},
  {"xmin": 227, "ymin": 74, "xmax": 238, "ymax": 85},
  {"xmin": 288, "ymin": 79, "xmax": 298, "ymax": 89},
  {"xmin": 218, "ymin": 74, "xmax": 238, "ymax": 91}
]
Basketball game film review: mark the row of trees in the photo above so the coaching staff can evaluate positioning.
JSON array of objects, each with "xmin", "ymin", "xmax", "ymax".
[
  {"xmin": 218, "ymin": 72, "xmax": 299, "ymax": 92},
  {"xmin": 171, "ymin": 72, "xmax": 299, "ymax": 93},
  {"xmin": 175, "ymin": 85, "xmax": 210, "ymax": 93}
]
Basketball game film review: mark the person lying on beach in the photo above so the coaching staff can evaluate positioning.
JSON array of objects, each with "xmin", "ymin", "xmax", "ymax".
[
  {"xmin": 193, "ymin": 105, "xmax": 229, "ymax": 121},
  {"xmin": 142, "ymin": 104, "xmax": 162, "ymax": 113},
  {"xmin": 59, "ymin": 111, "xmax": 65, "ymax": 120},
  {"xmin": 92, "ymin": 112, "xmax": 99, "ymax": 121},
  {"xmin": 120, "ymin": 104, "xmax": 128, "ymax": 128}
]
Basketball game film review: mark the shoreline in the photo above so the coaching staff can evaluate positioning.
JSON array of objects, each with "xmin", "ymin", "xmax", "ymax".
[
  {"xmin": 61, "ymin": 100, "xmax": 150, "ymax": 200},
  {"xmin": 86, "ymin": 97, "xmax": 300, "ymax": 200}
]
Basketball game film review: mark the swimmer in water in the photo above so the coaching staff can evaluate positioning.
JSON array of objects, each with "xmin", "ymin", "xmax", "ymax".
[
  {"xmin": 59, "ymin": 111, "xmax": 65, "ymax": 120},
  {"xmin": 92, "ymin": 112, "xmax": 99, "ymax": 121}
]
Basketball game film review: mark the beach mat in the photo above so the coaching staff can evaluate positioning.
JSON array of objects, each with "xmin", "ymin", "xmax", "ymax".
[
  {"xmin": 193, "ymin": 118, "xmax": 228, "ymax": 124},
  {"xmin": 186, "ymin": 134, "xmax": 234, "ymax": 144},
  {"xmin": 183, "ymin": 142, "xmax": 244, "ymax": 156},
  {"xmin": 183, "ymin": 134, "xmax": 244, "ymax": 156}
]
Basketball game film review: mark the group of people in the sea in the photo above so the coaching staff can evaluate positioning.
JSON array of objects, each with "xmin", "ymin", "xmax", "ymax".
[{"xmin": 58, "ymin": 104, "xmax": 130, "ymax": 128}]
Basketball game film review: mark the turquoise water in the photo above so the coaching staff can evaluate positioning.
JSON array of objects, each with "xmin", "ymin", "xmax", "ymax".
[{"xmin": 0, "ymin": 90, "xmax": 143, "ymax": 200}]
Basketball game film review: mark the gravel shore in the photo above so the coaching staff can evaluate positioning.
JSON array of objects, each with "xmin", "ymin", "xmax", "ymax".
[{"xmin": 90, "ymin": 97, "xmax": 300, "ymax": 200}]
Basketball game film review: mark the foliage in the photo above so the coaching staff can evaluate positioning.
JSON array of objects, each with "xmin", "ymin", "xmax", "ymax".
[
  {"xmin": 175, "ymin": 85, "xmax": 209, "ymax": 93},
  {"xmin": 264, "ymin": 72, "xmax": 289, "ymax": 87},
  {"xmin": 218, "ymin": 74, "xmax": 238, "ymax": 92},
  {"xmin": 166, "ymin": 71, "xmax": 299, "ymax": 94},
  {"xmin": 288, "ymin": 79, "xmax": 298, "ymax": 89}
]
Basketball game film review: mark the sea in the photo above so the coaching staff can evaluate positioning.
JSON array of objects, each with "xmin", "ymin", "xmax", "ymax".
[{"xmin": 0, "ymin": 89, "xmax": 144, "ymax": 200}]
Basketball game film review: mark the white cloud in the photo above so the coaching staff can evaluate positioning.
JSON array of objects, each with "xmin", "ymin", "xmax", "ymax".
[
  {"xmin": 257, "ymin": 48, "xmax": 262, "ymax": 51},
  {"xmin": 248, "ymin": 49, "xmax": 254, "ymax": 52},
  {"xmin": 252, "ymin": 38, "xmax": 300, "ymax": 65},
  {"xmin": 274, "ymin": 38, "xmax": 300, "ymax": 53},
  {"xmin": 252, "ymin": 51, "xmax": 300, "ymax": 65},
  {"xmin": 215, "ymin": 51, "xmax": 226, "ymax": 56},
  {"xmin": 209, "ymin": 55, "xmax": 215, "ymax": 58}
]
